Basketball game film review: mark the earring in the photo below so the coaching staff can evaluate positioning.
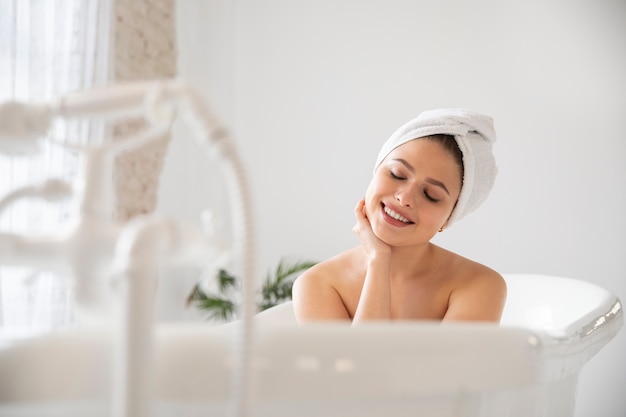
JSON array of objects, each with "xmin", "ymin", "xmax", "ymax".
[{"xmin": 438, "ymin": 226, "xmax": 445, "ymax": 233}]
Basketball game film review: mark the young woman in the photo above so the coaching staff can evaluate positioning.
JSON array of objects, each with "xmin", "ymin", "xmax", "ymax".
[{"xmin": 292, "ymin": 109, "xmax": 506, "ymax": 323}]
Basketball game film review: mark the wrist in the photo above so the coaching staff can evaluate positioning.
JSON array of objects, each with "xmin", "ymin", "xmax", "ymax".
[{"xmin": 367, "ymin": 249, "xmax": 391, "ymax": 265}]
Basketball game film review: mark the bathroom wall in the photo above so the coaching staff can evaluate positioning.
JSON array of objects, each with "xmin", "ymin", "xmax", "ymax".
[{"xmin": 159, "ymin": 1, "xmax": 626, "ymax": 416}]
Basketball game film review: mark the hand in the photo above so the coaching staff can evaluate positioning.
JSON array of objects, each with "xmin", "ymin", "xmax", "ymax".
[{"xmin": 352, "ymin": 198, "xmax": 391, "ymax": 258}]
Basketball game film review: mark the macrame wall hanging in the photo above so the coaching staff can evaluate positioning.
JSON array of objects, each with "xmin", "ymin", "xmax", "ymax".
[{"xmin": 112, "ymin": 0, "xmax": 177, "ymax": 222}]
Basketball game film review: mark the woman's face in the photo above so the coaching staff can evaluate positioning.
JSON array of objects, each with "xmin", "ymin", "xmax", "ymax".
[{"xmin": 364, "ymin": 139, "xmax": 462, "ymax": 247}]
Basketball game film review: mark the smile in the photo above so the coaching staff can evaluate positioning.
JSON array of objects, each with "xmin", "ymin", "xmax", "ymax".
[{"xmin": 383, "ymin": 204, "xmax": 413, "ymax": 224}]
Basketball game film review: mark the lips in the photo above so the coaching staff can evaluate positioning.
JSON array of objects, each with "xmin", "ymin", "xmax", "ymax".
[{"xmin": 381, "ymin": 203, "xmax": 414, "ymax": 225}]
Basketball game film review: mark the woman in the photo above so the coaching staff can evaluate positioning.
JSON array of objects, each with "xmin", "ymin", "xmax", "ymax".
[{"xmin": 292, "ymin": 108, "xmax": 506, "ymax": 323}]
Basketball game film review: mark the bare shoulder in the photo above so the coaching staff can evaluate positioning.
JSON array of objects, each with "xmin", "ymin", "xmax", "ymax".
[
  {"xmin": 292, "ymin": 248, "xmax": 362, "ymax": 322},
  {"xmin": 437, "ymin": 247, "xmax": 507, "ymax": 322}
]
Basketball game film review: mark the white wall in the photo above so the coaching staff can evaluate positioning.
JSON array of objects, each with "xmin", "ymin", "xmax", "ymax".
[{"xmin": 160, "ymin": 1, "xmax": 626, "ymax": 416}]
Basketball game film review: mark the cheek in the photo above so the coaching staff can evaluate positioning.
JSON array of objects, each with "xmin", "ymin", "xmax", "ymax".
[
  {"xmin": 364, "ymin": 179, "xmax": 382, "ymax": 210},
  {"xmin": 364, "ymin": 181, "xmax": 373, "ymax": 197},
  {"xmin": 433, "ymin": 204, "xmax": 456, "ymax": 226}
]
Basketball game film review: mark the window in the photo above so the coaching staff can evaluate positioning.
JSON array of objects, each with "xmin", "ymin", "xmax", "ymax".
[{"xmin": 0, "ymin": 0, "xmax": 111, "ymax": 340}]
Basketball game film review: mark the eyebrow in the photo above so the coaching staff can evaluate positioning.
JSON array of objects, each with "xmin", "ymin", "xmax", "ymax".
[
  {"xmin": 393, "ymin": 158, "xmax": 450, "ymax": 195},
  {"xmin": 425, "ymin": 177, "xmax": 450, "ymax": 195}
]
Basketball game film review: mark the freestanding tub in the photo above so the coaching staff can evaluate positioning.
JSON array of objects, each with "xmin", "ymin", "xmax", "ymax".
[{"xmin": 0, "ymin": 273, "xmax": 622, "ymax": 417}]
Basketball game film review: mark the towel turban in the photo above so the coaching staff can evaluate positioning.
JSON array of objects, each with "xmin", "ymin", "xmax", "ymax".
[{"xmin": 374, "ymin": 108, "xmax": 498, "ymax": 226}]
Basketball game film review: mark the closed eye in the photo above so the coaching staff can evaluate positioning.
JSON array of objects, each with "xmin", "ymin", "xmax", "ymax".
[
  {"xmin": 424, "ymin": 190, "xmax": 440, "ymax": 203},
  {"xmin": 390, "ymin": 171, "xmax": 405, "ymax": 180}
]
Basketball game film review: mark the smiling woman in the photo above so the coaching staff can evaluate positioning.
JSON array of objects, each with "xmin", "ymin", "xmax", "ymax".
[{"xmin": 292, "ymin": 108, "xmax": 506, "ymax": 323}]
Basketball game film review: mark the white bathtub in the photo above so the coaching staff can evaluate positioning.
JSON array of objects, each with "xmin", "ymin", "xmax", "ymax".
[{"xmin": 0, "ymin": 273, "xmax": 622, "ymax": 417}]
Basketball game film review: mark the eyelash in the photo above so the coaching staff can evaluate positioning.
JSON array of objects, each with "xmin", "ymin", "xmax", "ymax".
[
  {"xmin": 389, "ymin": 170, "xmax": 440, "ymax": 203},
  {"xmin": 423, "ymin": 191, "xmax": 439, "ymax": 203}
]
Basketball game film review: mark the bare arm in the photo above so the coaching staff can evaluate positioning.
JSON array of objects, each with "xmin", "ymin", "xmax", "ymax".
[
  {"xmin": 351, "ymin": 199, "xmax": 394, "ymax": 322},
  {"xmin": 351, "ymin": 253, "xmax": 392, "ymax": 321},
  {"xmin": 293, "ymin": 199, "xmax": 394, "ymax": 323},
  {"xmin": 292, "ymin": 266, "xmax": 351, "ymax": 321},
  {"xmin": 442, "ymin": 270, "xmax": 507, "ymax": 322},
  {"xmin": 292, "ymin": 255, "xmax": 394, "ymax": 323}
]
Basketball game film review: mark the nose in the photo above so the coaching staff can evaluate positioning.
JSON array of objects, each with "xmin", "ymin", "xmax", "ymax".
[{"xmin": 395, "ymin": 186, "xmax": 414, "ymax": 207}]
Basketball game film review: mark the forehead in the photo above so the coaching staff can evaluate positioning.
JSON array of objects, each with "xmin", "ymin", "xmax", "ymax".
[
  {"xmin": 388, "ymin": 138, "xmax": 457, "ymax": 163},
  {"xmin": 385, "ymin": 139, "xmax": 462, "ymax": 189}
]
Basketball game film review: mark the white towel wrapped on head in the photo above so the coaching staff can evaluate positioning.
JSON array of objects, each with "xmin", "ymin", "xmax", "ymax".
[{"xmin": 374, "ymin": 108, "xmax": 498, "ymax": 226}]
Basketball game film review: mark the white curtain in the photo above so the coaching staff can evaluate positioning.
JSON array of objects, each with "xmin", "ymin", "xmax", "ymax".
[{"xmin": 0, "ymin": 0, "xmax": 112, "ymax": 339}]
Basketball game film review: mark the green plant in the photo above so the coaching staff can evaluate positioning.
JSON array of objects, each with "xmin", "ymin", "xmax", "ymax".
[
  {"xmin": 186, "ymin": 269, "xmax": 238, "ymax": 321},
  {"xmin": 186, "ymin": 258, "xmax": 316, "ymax": 322}
]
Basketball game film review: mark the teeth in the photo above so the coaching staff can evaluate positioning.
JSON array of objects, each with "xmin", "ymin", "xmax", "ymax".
[{"xmin": 384, "ymin": 206, "xmax": 411, "ymax": 223}]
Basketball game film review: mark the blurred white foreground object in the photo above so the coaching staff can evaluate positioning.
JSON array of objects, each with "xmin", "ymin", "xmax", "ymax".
[
  {"xmin": 0, "ymin": 80, "xmax": 256, "ymax": 417},
  {"xmin": 0, "ymin": 274, "xmax": 621, "ymax": 417}
]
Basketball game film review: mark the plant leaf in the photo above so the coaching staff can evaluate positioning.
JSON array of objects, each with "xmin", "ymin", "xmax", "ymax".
[
  {"xmin": 258, "ymin": 258, "xmax": 316, "ymax": 311},
  {"xmin": 187, "ymin": 283, "xmax": 237, "ymax": 321},
  {"xmin": 217, "ymin": 269, "xmax": 238, "ymax": 293},
  {"xmin": 189, "ymin": 258, "xmax": 317, "ymax": 319},
  {"xmin": 269, "ymin": 259, "xmax": 317, "ymax": 285}
]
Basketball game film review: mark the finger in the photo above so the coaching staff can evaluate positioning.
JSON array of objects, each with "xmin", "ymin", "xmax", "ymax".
[
  {"xmin": 354, "ymin": 198, "xmax": 366, "ymax": 219},
  {"xmin": 354, "ymin": 198, "xmax": 364, "ymax": 213},
  {"xmin": 361, "ymin": 200, "xmax": 369, "ymax": 220}
]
